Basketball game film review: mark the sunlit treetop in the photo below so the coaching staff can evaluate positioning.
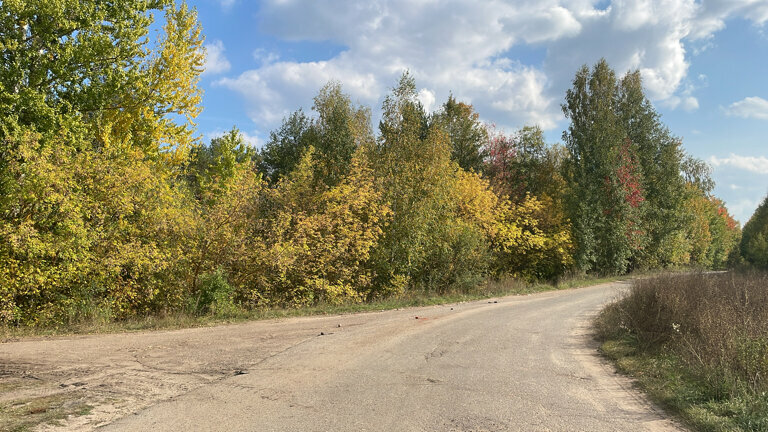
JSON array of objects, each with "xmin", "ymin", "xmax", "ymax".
[{"xmin": 0, "ymin": 0, "xmax": 204, "ymax": 164}]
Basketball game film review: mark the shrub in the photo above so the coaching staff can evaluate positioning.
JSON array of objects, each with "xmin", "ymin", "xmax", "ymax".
[
  {"xmin": 240, "ymin": 147, "xmax": 390, "ymax": 306},
  {"xmin": 0, "ymin": 132, "xmax": 195, "ymax": 325},
  {"xmin": 598, "ymin": 271, "xmax": 768, "ymax": 393},
  {"xmin": 190, "ymin": 269, "xmax": 236, "ymax": 316}
]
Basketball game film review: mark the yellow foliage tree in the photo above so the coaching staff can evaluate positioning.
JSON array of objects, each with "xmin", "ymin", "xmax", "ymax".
[
  {"xmin": 241, "ymin": 147, "xmax": 390, "ymax": 306},
  {"xmin": 0, "ymin": 132, "xmax": 196, "ymax": 324},
  {"xmin": 451, "ymin": 168, "xmax": 573, "ymax": 281},
  {"xmin": 94, "ymin": 3, "xmax": 205, "ymax": 165},
  {"xmin": 492, "ymin": 195, "xmax": 574, "ymax": 280}
]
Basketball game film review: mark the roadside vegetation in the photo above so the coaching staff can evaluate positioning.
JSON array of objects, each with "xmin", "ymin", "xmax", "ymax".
[
  {"xmin": 741, "ymin": 195, "xmax": 768, "ymax": 269},
  {"xmin": 1, "ymin": 273, "xmax": 630, "ymax": 340},
  {"xmin": 596, "ymin": 194, "xmax": 768, "ymax": 431},
  {"xmin": 0, "ymin": 393, "xmax": 92, "ymax": 432},
  {"xmin": 596, "ymin": 271, "xmax": 768, "ymax": 431},
  {"xmin": 1, "ymin": 2, "xmax": 741, "ymax": 333}
]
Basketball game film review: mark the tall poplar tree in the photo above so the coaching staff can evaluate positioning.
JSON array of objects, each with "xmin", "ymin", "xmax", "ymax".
[
  {"xmin": 618, "ymin": 71, "xmax": 687, "ymax": 267},
  {"xmin": 562, "ymin": 60, "xmax": 644, "ymax": 274}
]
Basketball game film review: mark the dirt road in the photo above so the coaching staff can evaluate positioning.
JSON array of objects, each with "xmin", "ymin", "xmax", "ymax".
[{"xmin": 1, "ymin": 282, "xmax": 683, "ymax": 431}]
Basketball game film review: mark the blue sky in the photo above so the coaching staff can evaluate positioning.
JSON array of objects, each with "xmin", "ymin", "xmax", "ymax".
[{"xmin": 189, "ymin": 0, "xmax": 768, "ymax": 224}]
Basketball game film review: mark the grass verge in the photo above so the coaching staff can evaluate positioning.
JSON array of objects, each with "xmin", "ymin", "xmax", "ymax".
[
  {"xmin": 595, "ymin": 271, "xmax": 768, "ymax": 432},
  {"xmin": 0, "ymin": 393, "xmax": 93, "ymax": 432},
  {"xmin": 2, "ymin": 273, "xmax": 627, "ymax": 341}
]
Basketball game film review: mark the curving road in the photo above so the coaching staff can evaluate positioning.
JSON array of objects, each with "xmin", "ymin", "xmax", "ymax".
[{"xmin": 1, "ymin": 282, "xmax": 684, "ymax": 431}]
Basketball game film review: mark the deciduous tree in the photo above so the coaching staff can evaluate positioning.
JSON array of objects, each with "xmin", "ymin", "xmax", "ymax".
[{"xmin": 432, "ymin": 95, "xmax": 488, "ymax": 173}]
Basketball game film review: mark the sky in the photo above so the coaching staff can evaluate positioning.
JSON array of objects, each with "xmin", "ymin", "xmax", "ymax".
[{"xmin": 188, "ymin": 0, "xmax": 768, "ymax": 224}]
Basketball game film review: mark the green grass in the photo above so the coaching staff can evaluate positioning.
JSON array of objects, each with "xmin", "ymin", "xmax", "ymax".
[
  {"xmin": 596, "ymin": 271, "xmax": 768, "ymax": 432},
  {"xmin": 600, "ymin": 337, "xmax": 768, "ymax": 432},
  {"xmin": 0, "ymin": 393, "xmax": 93, "ymax": 432},
  {"xmin": 0, "ymin": 272, "xmax": 633, "ymax": 341}
]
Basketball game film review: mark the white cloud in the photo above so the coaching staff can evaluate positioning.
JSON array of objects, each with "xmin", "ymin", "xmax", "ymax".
[
  {"xmin": 709, "ymin": 154, "xmax": 768, "ymax": 174},
  {"xmin": 216, "ymin": 57, "xmax": 382, "ymax": 124},
  {"xmin": 217, "ymin": 0, "xmax": 766, "ymax": 135},
  {"xmin": 502, "ymin": 6, "xmax": 582, "ymax": 43},
  {"xmin": 725, "ymin": 96, "xmax": 768, "ymax": 120},
  {"xmin": 417, "ymin": 88, "xmax": 436, "ymax": 113},
  {"xmin": 253, "ymin": 48, "xmax": 280, "ymax": 66},
  {"xmin": 662, "ymin": 95, "xmax": 699, "ymax": 111},
  {"xmin": 219, "ymin": 0, "xmax": 237, "ymax": 10},
  {"xmin": 238, "ymin": 131, "xmax": 262, "ymax": 148},
  {"xmin": 725, "ymin": 197, "xmax": 762, "ymax": 225},
  {"xmin": 202, "ymin": 40, "xmax": 231, "ymax": 76},
  {"xmin": 206, "ymin": 128, "xmax": 262, "ymax": 148},
  {"xmin": 660, "ymin": 75, "xmax": 704, "ymax": 111},
  {"xmin": 689, "ymin": 0, "xmax": 768, "ymax": 40},
  {"xmin": 683, "ymin": 96, "xmax": 700, "ymax": 111}
]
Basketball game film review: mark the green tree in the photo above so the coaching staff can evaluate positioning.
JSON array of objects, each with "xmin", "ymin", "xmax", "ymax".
[
  {"xmin": 260, "ymin": 82, "xmax": 373, "ymax": 186},
  {"xmin": 562, "ymin": 60, "xmax": 644, "ymax": 274},
  {"xmin": 186, "ymin": 127, "xmax": 257, "ymax": 200},
  {"xmin": 0, "ymin": 1, "xmax": 206, "ymax": 324},
  {"xmin": 682, "ymin": 155, "xmax": 715, "ymax": 195},
  {"xmin": 372, "ymin": 73, "xmax": 492, "ymax": 293},
  {"xmin": 0, "ymin": 0, "xmax": 204, "ymax": 162},
  {"xmin": 485, "ymin": 126, "xmax": 562, "ymax": 204},
  {"xmin": 311, "ymin": 81, "xmax": 374, "ymax": 186},
  {"xmin": 259, "ymin": 109, "xmax": 317, "ymax": 183},
  {"xmin": 741, "ymin": 193, "xmax": 768, "ymax": 269},
  {"xmin": 432, "ymin": 95, "xmax": 488, "ymax": 173},
  {"xmin": 618, "ymin": 71, "xmax": 688, "ymax": 268}
]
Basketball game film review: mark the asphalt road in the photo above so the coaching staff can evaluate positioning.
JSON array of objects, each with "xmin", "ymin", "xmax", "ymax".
[{"xmin": 1, "ymin": 282, "xmax": 684, "ymax": 431}]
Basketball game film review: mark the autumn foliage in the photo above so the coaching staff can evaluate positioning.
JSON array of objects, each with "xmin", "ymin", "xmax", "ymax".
[{"xmin": 0, "ymin": 3, "xmax": 744, "ymax": 325}]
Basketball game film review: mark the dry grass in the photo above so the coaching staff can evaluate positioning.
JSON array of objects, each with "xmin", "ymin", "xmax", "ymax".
[
  {"xmin": 0, "ymin": 393, "xmax": 92, "ymax": 432},
  {"xmin": 596, "ymin": 271, "xmax": 768, "ymax": 431}
]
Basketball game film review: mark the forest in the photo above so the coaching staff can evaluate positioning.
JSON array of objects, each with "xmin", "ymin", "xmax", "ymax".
[{"xmin": 0, "ymin": 1, "xmax": 755, "ymax": 327}]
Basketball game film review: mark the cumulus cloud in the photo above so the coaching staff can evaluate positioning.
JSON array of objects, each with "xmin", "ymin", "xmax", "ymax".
[
  {"xmin": 709, "ymin": 154, "xmax": 768, "ymax": 174},
  {"xmin": 202, "ymin": 40, "xmax": 231, "ymax": 76},
  {"xmin": 253, "ymin": 48, "xmax": 280, "ymax": 66},
  {"xmin": 217, "ymin": 0, "xmax": 767, "ymax": 134},
  {"xmin": 725, "ymin": 96, "xmax": 768, "ymax": 120},
  {"xmin": 417, "ymin": 88, "xmax": 436, "ymax": 113},
  {"xmin": 237, "ymin": 131, "xmax": 262, "ymax": 148},
  {"xmin": 502, "ymin": 6, "xmax": 582, "ymax": 43},
  {"xmin": 662, "ymin": 95, "xmax": 700, "ymax": 111},
  {"xmin": 689, "ymin": 0, "xmax": 768, "ymax": 40},
  {"xmin": 216, "ymin": 56, "xmax": 383, "ymax": 124}
]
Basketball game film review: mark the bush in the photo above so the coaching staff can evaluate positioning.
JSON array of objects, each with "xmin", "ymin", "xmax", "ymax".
[
  {"xmin": 0, "ymin": 133, "xmax": 196, "ymax": 325},
  {"xmin": 239, "ymin": 147, "xmax": 389, "ymax": 306},
  {"xmin": 598, "ymin": 271, "xmax": 768, "ymax": 393},
  {"xmin": 191, "ymin": 269, "xmax": 236, "ymax": 316}
]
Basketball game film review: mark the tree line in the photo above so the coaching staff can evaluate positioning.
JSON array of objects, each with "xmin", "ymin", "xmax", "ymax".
[{"xmin": 0, "ymin": 2, "xmax": 749, "ymax": 325}]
